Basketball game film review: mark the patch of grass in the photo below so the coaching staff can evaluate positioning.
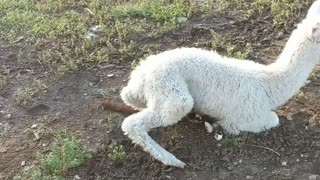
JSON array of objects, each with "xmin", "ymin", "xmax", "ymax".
[
  {"xmin": 211, "ymin": 30, "xmax": 252, "ymax": 59},
  {"xmin": 211, "ymin": 0, "xmax": 313, "ymax": 26},
  {"xmin": 223, "ymin": 133, "xmax": 250, "ymax": 147},
  {"xmin": 0, "ymin": 0, "xmax": 192, "ymax": 76},
  {"xmin": 294, "ymin": 90, "xmax": 306, "ymax": 101},
  {"xmin": 14, "ymin": 80, "xmax": 47, "ymax": 106},
  {"xmin": 0, "ymin": 74, "xmax": 7, "ymax": 89},
  {"xmin": 108, "ymin": 142, "xmax": 127, "ymax": 161},
  {"xmin": 15, "ymin": 134, "xmax": 91, "ymax": 180}
]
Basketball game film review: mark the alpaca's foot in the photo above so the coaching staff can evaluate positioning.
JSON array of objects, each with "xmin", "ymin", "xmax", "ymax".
[{"xmin": 263, "ymin": 111, "xmax": 280, "ymax": 131}]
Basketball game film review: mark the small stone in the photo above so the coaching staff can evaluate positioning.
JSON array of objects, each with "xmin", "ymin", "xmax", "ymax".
[
  {"xmin": 246, "ymin": 175, "xmax": 254, "ymax": 180},
  {"xmin": 0, "ymin": 110, "xmax": 5, "ymax": 114},
  {"xmin": 74, "ymin": 175, "xmax": 81, "ymax": 180},
  {"xmin": 227, "ymin": 166, "xmax": 233, "ymax": 171},
  {"xmin": 286, "ymin": 115, "xmax": 293, "ymax": 121},
  {"xmin": 165, "ymin": 175, "xmax": 171, "ymax": 179},
  {"xmin": 107, "ymin": 74, "xmax": 114, "ymax": 78},
  {"xmin": 33, "ymin": 132, "xmax": 41, "ymax": 141},
  {"xmin": 305, "ymin": 80, "xmax": 311, "ymax": 84},
  {"xmin": 42, "ymin": 143, "xmax": 47, "ymax": 147},
  {"xmin": 0, "ymin": 147, "xmax": 7, "ymax": 153},
  {"xmin": 89, "ymin": 25, "xmax": 102, "ymax": 32},
  {"xmin": 204, "ymin": 122, "xmax": 213, "ymax": 133},
  {"xmin": 5, "ymin": 114, "xmax": 11, "ymax": 119},
  {"xmin": 21, "ymin": 161, "xmax": 26, "ymax": 166},
  {"xmin": 263, "ymin": 167, "xmax": 267, "ymax": 170},
  {"xmin": 296, "ymin": 159, "xmax": 300, "ymax": 162},
  {"xmin": 214, "ymin": 133, "xmax": 223, "ymax": 141},
  {"xmin": 177, "ymin": 17, "xmax": 188, "ymax": 24},
  {"xmin": 281, "ymin": 162, "xmax": 287, "ymax": 166},
  {"xmin": 309, "ymin": 175, "xmax": 318, "ymax": 180},
  {"xmin": 301, "ymin": 154, "xmax": 304, "ymax": 157},
  {"xmin": 30, "ymin": 124, "xmax": 38, "ymax": 129}
]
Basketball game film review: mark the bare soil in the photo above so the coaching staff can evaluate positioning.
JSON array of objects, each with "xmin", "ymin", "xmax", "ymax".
[{"xmin": 1, "ymin": 9, "xmax": 320, "ymax": 180}]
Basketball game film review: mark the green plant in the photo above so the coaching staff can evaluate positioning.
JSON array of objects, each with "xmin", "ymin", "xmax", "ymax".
[
  {"xmin": 211, "ymin": 30, "xmax": 252, "ymax": 59},
  {"xmin": 14, "ymin": 80, "xmax": 47, "ymax": 106},
  {"xmin": 108, "ymin": 143, "xmax": 127, "ymax": 160},
  {"xmin": 16, "ymin": 134, "xmax": 91, "ymax": 180},
  {"xmin": 224, "ymin": 133, "xmax": 250, "ymax": 147},
  {"xmin": 294, "ymin": 90, "xmax": 305, "ymax": 101}
]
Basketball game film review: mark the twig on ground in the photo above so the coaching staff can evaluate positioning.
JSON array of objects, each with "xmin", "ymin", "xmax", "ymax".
[{"xmin": 246, "ymin": 144, "xmax": 281, "ymax": 156}]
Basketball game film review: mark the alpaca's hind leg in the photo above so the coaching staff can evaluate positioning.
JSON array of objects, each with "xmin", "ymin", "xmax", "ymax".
[
  {"xmin": 121, "ymin": 94, "xmax": 193, "ymax": 168},
  {"xmin": 263, "ymin": 111, "xmax": 280, "ymax": 130},
  {"xmin": 120, "ymin": 85, "xmax": 145, "ymax": 110},
  {"xmin": 237, "ymin": 111, "xmax": 280, "ymax": 133}
]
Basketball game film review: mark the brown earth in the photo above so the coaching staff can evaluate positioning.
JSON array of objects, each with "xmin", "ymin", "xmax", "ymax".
[{"xmin": 1, "ymin": 8, "xmax": 320, "ymax": 180}]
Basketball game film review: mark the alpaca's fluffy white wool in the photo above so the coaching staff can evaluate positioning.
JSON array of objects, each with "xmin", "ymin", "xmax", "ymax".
[{"xmin": 120, "ymin": 1, "xmax": 320, "ymax": 168}]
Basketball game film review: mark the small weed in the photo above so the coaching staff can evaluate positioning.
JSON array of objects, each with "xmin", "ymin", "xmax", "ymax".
[
  {"xmin": 0, "ymin": 75, "xmax": 7, "ymax": 88},
  {"xmin": 223, "ymin": 133, "xmax": 250, "ymax": 147},
  {"xmin": 211, "ymin": 30, "xmax": 252, "ymax": 59},
  {"xmin": 294, "ymin": 90, "xmax": 306, "ymax": 101},
  {"xmin": 14, "ymin": 80, "xmax": 47, "ymax": 106},
  {"xmin": 213, "ymin": 0, "xmax": 313, "ymax": 26},
  {"xmin": 108, "ymin": 142, "xmax": 127, "ymax": 161},
  {"xmin": 0, "ymin": 123, "xmax": 11, "ymax": 137},
  {"xmin": 16, "ymin": 133, "xmax": 91, "ymax": 180}
]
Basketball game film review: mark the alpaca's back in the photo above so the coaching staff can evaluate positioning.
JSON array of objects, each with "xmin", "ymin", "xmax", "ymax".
[{"xmin": 123, "ymin": 47, "xmax": 272, "ymax": 116}]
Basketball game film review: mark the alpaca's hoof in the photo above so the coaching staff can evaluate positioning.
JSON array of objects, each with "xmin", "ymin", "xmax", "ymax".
[{"xmin": 165, "ymin": 159, "xmax": 186, "ymax": 168}]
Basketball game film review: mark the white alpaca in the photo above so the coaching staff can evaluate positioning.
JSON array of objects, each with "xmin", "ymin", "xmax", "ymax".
[{"xmin": 120, "ymin": 1, "xmax": 320, "ymax": 168}]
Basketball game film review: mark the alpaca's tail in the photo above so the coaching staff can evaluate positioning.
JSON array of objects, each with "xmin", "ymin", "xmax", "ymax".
[{"xmin": 98, "ymin": 100, "xmax": 138, "ymax": 114}]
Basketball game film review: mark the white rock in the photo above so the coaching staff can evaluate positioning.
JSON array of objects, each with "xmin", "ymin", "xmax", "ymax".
[
  {"xmin": 86, "ymin": 33, "xmax": 97, "ymax": 40},
  {"xmin": 286, "ymin": 115, "xmax": 293, "ymax": 121},
  {"xmin": 74, "ymin": 175, "xmax": 81, "ymax": 180},
  {"xmin": 107, "ymin": 74, "xmax": 114, "ymax": 78},
  {"xmin": 214, "ymin": 133, "xmax": 223, "ymax": 141},
  {"xmin": 5, "ymin": 114, "xmax": 11, "ymax": 119},
  {"xmin": 309, "ymin": 175, "xmax": 318, "ymax": 180},
  {"xmin": 177, "ymin": 17, "xmax": 188, "ymax": 24},
  {"xmin": 30, "ymin": 124, "xmax": 38, "ymax": 129},
  {"xmin": 204, "ymin": 122, "xmax": 213, "ymax": 133},
  {"xmin": 21, "ymin": 161, "xmax": 26, "ymax": 166},
  {"xmin": 89, "ymin": 25, "xmax": 102, "ymax": 32},
  {"xmin": 246, "ymin": 175, "xmax": 254, "ymax": 179},
  {"xmin": 281, "ymin": 161, "xmax": 287, "ymax": 166}
]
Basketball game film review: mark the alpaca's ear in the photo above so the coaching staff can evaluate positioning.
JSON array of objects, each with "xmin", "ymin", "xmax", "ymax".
[{"xmin": 307, "ymin": 0, "xmax": 320, "ymax": 18}]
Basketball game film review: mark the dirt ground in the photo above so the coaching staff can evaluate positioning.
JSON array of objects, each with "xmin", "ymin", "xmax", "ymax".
[{"xmin": 1, "ymin": 4, "xmax": 320, "ymax": 180}]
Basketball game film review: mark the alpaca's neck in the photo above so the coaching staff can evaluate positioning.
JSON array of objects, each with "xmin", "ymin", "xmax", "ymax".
[{"xmin": 266, "ymin": 20, "xmax": 319, "ymax": 108}]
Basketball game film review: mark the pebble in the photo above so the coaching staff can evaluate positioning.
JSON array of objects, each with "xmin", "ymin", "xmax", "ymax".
[
  {"xmin": 281, "ymin": 162, "xmax": 287, "ymax": 166},
  {"xmin": 30, "ymin": 124, "xmax": 38, "ymax": 129},
  {"xmin": 246, "ymin": 175, "xmax": 254, "ymax": 180},
  {"xmin": 74, "ymin": 175, "xmax": 81, "ymax": 180},
  {"xmin": 309, "ymin": 175, "xmax": 318, "ymax": 180},
  {"xmin": 107, "ymin": 74, "xmax": 114, "ymax": 78},
  {"xmin": 286, "ymin": 115, "xmax": 293, "ymax": 121},
  {"xmin": 204, "ymin": 122, "xmax": 213, "ymax": 133},
  {"xmin": 214, "ymin": 133, "xmax": 223, "ymax": 141},
  {"xmin": 21, "ymin": 161, "xmax": 26, "ymax": 166},
  {"xmin": 4, "ymin": 114, "xmax": 11, "ymax": 119},
  {"xmin": 0, "ymin": 147, "xmax": 7, "ymax": 153},
  {"xmin": 177, "ymin": 17, "xmax": 188, "ymax": 24}
]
